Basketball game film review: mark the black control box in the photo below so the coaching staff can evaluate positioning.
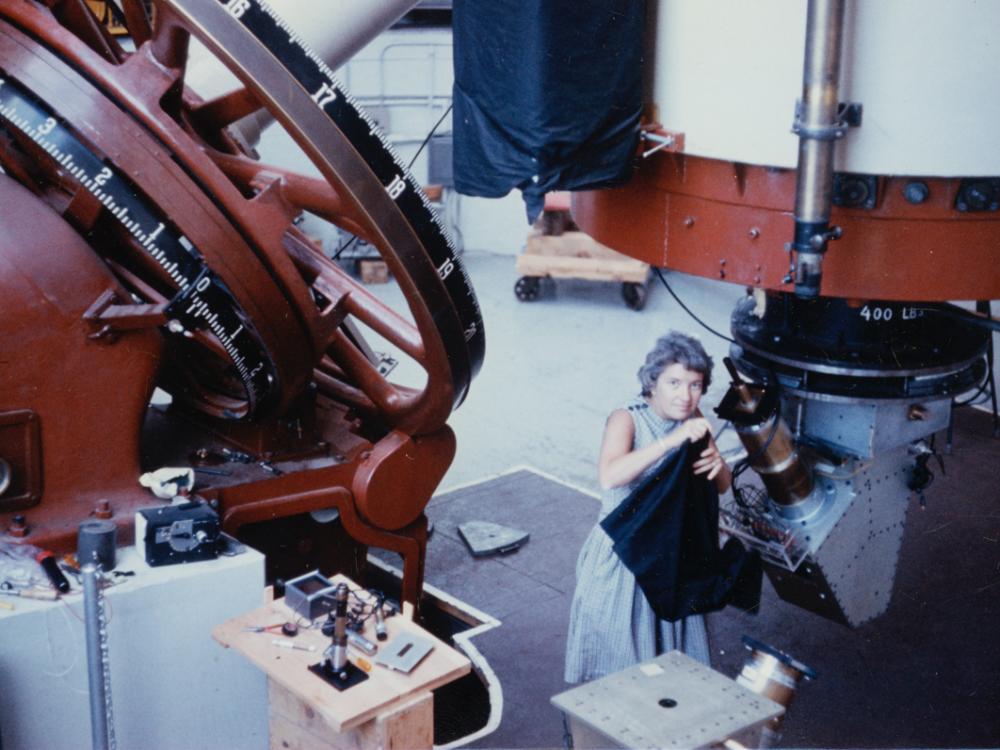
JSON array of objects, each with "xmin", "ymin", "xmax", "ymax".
[{"xmin": 135, "ymin": 501, "xmax": 221, "ymax": 567}]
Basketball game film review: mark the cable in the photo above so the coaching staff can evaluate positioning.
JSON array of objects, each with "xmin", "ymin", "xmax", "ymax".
[
  {"xmin": 977, "ymin": 300, "xmax": 999, "ymax": 434},
  {"xmin": 954, "ymin": 303, "xmax": 997, "ymax": 415},
  {"xmin": 955, "ymin": 375, "xmax": 991, "ymax": 407},
  {"xmin": 332, "ymin": 104, "xmax": 453, "ymax": 262},
  {"xmin": 653, "ymin": 268, "xmax": 736, "ymax": 344},
  {"xmin": 408, "ymin": 104, "xmax": 452, "ymax": 172}
]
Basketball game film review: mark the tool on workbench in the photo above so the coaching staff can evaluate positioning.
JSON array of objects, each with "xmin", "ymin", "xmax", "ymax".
[
  {"xmin": 271, "ymin": 639, "xmax": 315, "ymax": 652},
  {"xmin": 0, "ymin": 583, "xmax": 58, "ymax": 601},
  {"xmin": 36, "ymin": 550, "xmax": 70, "ymax": 593},
  {"xmin": 309, "ymin": 583, "xmax": 368, "ymax": 691},
  {"xmin": 374, "ymin": 600, "xmax": 389, "ymax": 642}
]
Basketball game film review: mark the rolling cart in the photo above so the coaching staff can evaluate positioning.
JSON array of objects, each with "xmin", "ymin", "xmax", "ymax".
[{"xmin": 514, "ymin": 193, "xmax": 651, "ymax": 310}]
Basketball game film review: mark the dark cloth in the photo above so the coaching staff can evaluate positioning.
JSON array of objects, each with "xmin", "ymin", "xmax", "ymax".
[
  {"xmin": 451, "ymin": 0, "xmax": 645, "ymax": 221},
  {"xmin": 600, "ymin": 438, "xmax": 762, "ymax": 622}
]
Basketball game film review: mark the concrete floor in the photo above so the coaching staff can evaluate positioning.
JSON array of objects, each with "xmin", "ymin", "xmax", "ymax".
[
  {"xmin": 417, "ymin": 406, "xmax": 1000, "ymax": 749},
  {"xmin": 372, "ymin": 250, "xmax": 751, "ymax": 496},
  {"xmin": 369, "ymin": 249, "xmax": 1000, "ymax": 749}
]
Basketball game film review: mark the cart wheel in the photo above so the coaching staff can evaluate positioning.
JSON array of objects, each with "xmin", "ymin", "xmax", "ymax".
[
  {"xmin": 515, "ymin": 276, "xmax": 542, "ymax": 302},
  {"xmin": 622, "ymin": 282, "xmax": 647, "ymax": 310}
]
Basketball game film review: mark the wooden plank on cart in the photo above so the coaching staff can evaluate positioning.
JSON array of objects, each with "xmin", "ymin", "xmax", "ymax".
[
  {"xmin": 516, "ymin": 252, "xmax": 649, "ymax": 283},
  {"xmin": 517, "ymin": 230, "xmax": 650, "ymax": 283}
]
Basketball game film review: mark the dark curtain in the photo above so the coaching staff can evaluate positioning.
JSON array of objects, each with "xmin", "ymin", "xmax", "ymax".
[
  {"xmin": 600, "ymin": 438, "xmax": 762, "ymax": 622},
  {"xmin": 452, "ymin": 0, "xmax": 645, "ymax": 221}
]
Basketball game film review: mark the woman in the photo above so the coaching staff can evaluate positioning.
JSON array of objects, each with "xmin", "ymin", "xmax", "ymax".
[{"xmin": 564, "ymin": 331, "xmax": 731, "ymax": 683}]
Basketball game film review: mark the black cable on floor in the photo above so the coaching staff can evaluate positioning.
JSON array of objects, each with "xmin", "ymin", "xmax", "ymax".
[
  {"xmin": 652, "ymin": 267, "xmax": 735, "ymax": 344},
  {"xmin": 561, "ymin": 712, "xmax": 575, "ymax": 750},
  {"xmin": 975, "ymin": 300, "xmax": 999, "ymax": 436}
]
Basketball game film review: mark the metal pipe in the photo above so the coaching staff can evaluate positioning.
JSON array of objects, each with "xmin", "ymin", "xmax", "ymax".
[
  {"xmin": 82, "ymin": 564, "xmax": 116, "ymax": 750},
  {"xmin": 790, "ymin": 0, "xmax": 847, "ymax": 298},
  {"xmin": 272, "ymin": 1, "xmax": 418, "ymax": 74},
  {"xmin": 718, "ymin": 359, "xmax": 813, "ymax": 506},
  {"xmin": 736, "ymin": 414, "xmax": 813, "ymax": 506},
  {"xmin": 186, "ymin": 1, "xmax": 419, "ymax": 145}
]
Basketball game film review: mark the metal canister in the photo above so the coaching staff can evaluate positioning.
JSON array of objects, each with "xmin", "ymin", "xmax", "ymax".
[
  {"xmin": 736, "ymin": 403, "xmax": 814, "ymax": 506},
  {"xmin": 716, "ymin": 358, "xmax": 813, "ymax": 508},
  {"xmin": 736, "ymin": 636, "xmax": 816, "ymax": 747},
  {"xmin": 78, "ymin": 519, "xmax": 117, "ymax": 571}
]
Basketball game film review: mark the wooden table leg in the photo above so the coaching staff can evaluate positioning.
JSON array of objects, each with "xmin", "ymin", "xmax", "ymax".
[{"xmin": 267, "ymin": 678, "xmax": 433, "ymax": 750}]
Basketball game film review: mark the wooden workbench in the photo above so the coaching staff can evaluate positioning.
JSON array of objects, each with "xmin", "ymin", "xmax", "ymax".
[{"xmin": 213, "ymin": 575, "xmax": 471, "ymax": 749}]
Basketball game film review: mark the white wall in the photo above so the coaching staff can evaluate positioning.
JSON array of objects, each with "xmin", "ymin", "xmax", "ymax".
[{"xmin": 334, "ymin": 26, "xmax": 530, "ymax": 256}]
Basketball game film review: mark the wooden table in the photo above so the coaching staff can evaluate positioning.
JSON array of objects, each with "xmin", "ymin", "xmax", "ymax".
[{"xmin": 213, "ymin": 575, "xmax": 471, "ymax": 750}]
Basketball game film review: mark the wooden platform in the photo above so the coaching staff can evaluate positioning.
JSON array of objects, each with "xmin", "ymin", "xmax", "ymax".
[
  {"xmin": 516, "ymin": 229, "xmax": 650, "ymax": 284},
  {"xmin": 213, "ymin": 574, "xmax": 470, "ymax": 749}
]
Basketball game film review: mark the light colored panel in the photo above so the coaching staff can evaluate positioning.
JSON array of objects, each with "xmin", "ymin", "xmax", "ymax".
[
  {"xmin": 649, "ymin": 0, "xmax": 1000, "ymax": 175},
  {"xmin": 0, "ymin": 546, "xmax": 268, "ymax": 750}
]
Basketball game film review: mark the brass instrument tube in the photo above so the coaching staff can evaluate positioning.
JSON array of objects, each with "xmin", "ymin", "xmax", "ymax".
[
  {"xmin": 737, "ymin": 414, "xmax": 813, "ymax": 506},
  {"xmin": 721, "ymin": 358, "xmax": 813, "ymax": 506}
]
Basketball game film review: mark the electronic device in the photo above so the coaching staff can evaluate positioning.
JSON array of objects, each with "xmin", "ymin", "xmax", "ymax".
[
  {"xmin": 283, "ymin": 570, "xmax": 339, "ymax": 622},
  {"xmin": 309, "ymin": 583, "xmax": 368, "ymax": 691},
  {"xmin": 135, "ymin": 502, "xmax": 221, "ymax": 567}
]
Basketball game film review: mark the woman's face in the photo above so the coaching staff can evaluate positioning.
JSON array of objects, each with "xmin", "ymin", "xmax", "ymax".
[{"xmin": 650, "ymin": 363, "xmax": 704, "ymax": 421}]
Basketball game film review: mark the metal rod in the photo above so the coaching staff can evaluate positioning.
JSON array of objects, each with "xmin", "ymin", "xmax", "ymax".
[
  {"xmin": 640, "ymin": 132, "xmax": 676, "ymax": 159},
  {"xmin": 790, "ymin": 0, "xmax": 847, "ymax": 298},
  {"xmin": 83, "ymin": 564, "xmax": 116, "ymax": 750}
]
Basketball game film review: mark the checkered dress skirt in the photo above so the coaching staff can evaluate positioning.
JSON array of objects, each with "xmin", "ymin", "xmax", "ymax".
[{"xmin": 564, "ymin": 397, "xmax": 711, "ymax": 683}]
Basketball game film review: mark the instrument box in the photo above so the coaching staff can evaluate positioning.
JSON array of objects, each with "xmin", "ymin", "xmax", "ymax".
[{"xmin": 135, "ymin": 501, "xmax": 221, "ymax": 567}]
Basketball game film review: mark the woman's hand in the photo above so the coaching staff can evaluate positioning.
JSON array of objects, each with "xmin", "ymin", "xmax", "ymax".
[
  {"xmin": 679, "ymin": 417, "xmax": 712, "ymax": 444},
  {"xmin": 693, "ymin": 442, "xmax": 725, "ymax": 479},
  {"xmin": 692, "ymin": 437, "xmax": 732, "ymax": 493}
]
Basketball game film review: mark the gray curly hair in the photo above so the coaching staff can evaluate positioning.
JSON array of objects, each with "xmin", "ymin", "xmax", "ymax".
[{"xmin": 637, "ymin": 331, "xmax": 713, "ymax": 396}]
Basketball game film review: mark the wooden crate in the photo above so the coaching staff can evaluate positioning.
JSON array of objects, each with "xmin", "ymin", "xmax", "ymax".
[
  {"xmin": 84, "ymin": 0, "xmax": 136, "ymax": 35},
  {"xmin": 358, "ymin": 259, "xmax": 389, "ymax": 284}
]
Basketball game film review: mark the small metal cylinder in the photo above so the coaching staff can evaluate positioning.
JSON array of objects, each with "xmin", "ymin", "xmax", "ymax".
[
  {"xmin": 78, "ymin": 520, "xmax": 117, "ymax": 572},
  {"xmin": 330, "ymin": 583, "xmax": 349, "ymax": 671},
  {"xmin": 736, "ymin": 637, "xmax": 816, "ymax": 748},
  {"xmin": 347, "ymin": 631, "xmax": 378, "ymax": 655},
  {"xmin": 374, "ymin": 604, "xmax": 388, "ymax": 642}
]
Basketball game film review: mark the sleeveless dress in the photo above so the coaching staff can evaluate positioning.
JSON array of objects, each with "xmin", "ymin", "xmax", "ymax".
[{"xmin": 563, "ymin": 397, "xmax": 711, "ymax": 683}]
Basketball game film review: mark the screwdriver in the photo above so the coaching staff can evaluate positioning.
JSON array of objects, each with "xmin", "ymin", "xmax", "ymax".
[{"xmin": 0, "ymin": 585, "xmax": 59, "ymax": 601}]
